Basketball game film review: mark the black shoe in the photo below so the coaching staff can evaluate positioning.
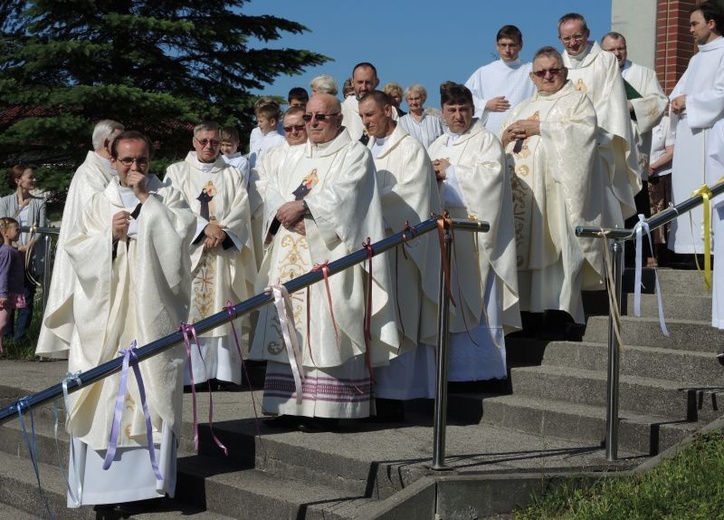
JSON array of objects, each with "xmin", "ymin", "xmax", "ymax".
[
  {"xmin": 297, "ymin": 417, "xmax": 339, "ymax": 433},
  {"xmin": 263, "ymin": 415, "xmax": 300, "ymax": 430}
]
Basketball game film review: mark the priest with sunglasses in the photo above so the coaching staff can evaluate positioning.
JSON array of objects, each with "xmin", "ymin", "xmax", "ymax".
[{"xmin": 501, "ymin": 46, "xmax": 606, "ymax": 331}]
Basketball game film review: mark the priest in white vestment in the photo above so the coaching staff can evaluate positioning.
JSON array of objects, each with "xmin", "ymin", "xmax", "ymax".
[
  {"xmin": 601, "ymin": 33, "xmax": 667, "ymax": 177},
  {"xmin": 341, "ymin": 62, "xmax": 398, "ymax": 143},
  {"xmin": 65, "ymin": 131, "xmax": 195, "ymax": 507},
  {"xmin": 669, "ymin": 4, "xmax": 724, "ymax": 254},
  {"xmin": 165, "ymin": 122, "xmax": 256, "ymax": 387},
  {"xmin": 558, "ymin": 13, "xmax": 641, "ymax": 227},
  {"xmin": 705, "ymin": 119, "xmax": 724, "ymax": 329},
  {"xmin": 251, "ymin": 107, "xmax": 308, "ymax": 268},
  {"xmin": 359, "ymin": 90, "xmax": 441, "ymax": 405},
  {"xmin": 465, "ymin": 25, "xmax": 536, "ymax": 135},
  {"xmin": 428, "ymin": 82, "xmax": 520, "ymax": 382},
  {"xmin": 35, "ymin": 120, "xmax": 124, "ymax": 359},
  {"xmin": 250, "ymin": 94, "xmax": 401, "ymax": 431},
  {"xmin": 501, "ymin": 47, "xmax": 606, "ymax": 326}
]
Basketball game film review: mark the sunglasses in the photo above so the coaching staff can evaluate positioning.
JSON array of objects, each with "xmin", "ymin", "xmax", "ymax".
[
  {"xmin": 195, "ymin": 138, "xmax": 221, "ymax": 148},
  {"xmin": 302, "ymin": 112, "xmax": 339, "ymax": 123},
  {"xmin": 284, "ymin": 124, "xmax": 306, "ymax": 132},
  {"xmin": 531, "ymin": 68, "xmax": 563, "ymax": 78}
]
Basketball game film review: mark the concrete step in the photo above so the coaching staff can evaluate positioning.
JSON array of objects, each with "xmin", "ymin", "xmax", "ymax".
[
  {"xmin": 508, "ymin": 365, "xmax": 724, "ymax": 423},
  {"xmin": 176, "ymin": 454, "xmax": 377, "ymax": 520},
  {"xmin": 481, "ymin": 394, "xmax": 700, "ymax": 455},
  {"xmin": 623, "ymin": 292, "xmax": 711, "ymax": 321},
  {"xmin": 0, "ymin": 449, "xmax": 235, "ymax": 519},
  {"xmin": 624, "ymin": 268, "xmax": 708, "ymax": 296},
  {"xmin": 540, "ymin": 341, "xmax": 724, "ymax": 387},
  {"xmin": 583, "ymin": 315, "xmax": 724, "ymax": 350}
]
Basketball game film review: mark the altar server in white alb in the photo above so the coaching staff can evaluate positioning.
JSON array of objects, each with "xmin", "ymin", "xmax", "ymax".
[
  {"xmin": 669, "ymin": 2, "xmax": 724, "ymax": 255},
  {"xmin": 35, "ymin": 119, "xmax": 124, "ymax": 359},
  {"xmin": 358, "ymin": 90, "xmax": 441, "ymax": 409},
  {"xmin": 464, "ymin": 25, "xmax": 536, "ymax": 135},
  {"xmin": 558, "ymin": 13, "xmax": 641, "ymax": 227},
  {"xmin": 250, "ymin": 93, "xmax": 401, "ymax": 431},
  {"xmin": 165, "ymin": 122, "xmax": 256, "ymax": 387},
  {"xmin": 428, "ymin": 82, "xmax": 520, "ymax": 382},
  {"xmin": 705, "ymin": 119, "xmax": 724, "ymax": 329},
  {"xmin": 501, "ymin": 47, "xmax": 606, "ymax": 326},
  {"xmin": 65, "ymin": 131, "xmax": 195, "ymax": 507}
]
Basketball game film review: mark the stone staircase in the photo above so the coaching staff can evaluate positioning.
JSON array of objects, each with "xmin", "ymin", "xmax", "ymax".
[{"xmin": 0, "ymin": 268, "xmax": 721, "ymax": 519}]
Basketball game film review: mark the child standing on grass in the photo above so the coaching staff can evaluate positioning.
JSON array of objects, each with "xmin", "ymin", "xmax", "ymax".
[{"xmin": 0, "ymin": 217, "xmax": 26, "ymax": 354}]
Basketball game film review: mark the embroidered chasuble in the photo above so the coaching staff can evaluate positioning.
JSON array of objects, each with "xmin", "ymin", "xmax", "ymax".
[
  {"xmin": 64, "ymin": 176, "xmax": 195, "ymax": 505},
  {"xmin": 562, "ymin": 41, "xmax": 641, "ymax": 225},
  {"xmin": 165, "ymin": 152, "xmax": 256, "ymax": 385},
  {"xmin": 250, "ymin": 130, "xmax": 400, "ymax": 418},
  {"xmin": 501, "ymin": 81, "xmax": 606, "ymax": 323}
]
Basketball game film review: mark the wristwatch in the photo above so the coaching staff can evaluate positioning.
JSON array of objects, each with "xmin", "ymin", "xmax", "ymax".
[{"xmin": 302, "ymin": 199, "xmax": 312, "ymax": 218}]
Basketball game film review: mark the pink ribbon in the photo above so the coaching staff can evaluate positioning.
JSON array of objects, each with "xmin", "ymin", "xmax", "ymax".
[
  {"xmin": 103, "ymin": 340, "xmax": 162, "ymax": 480},
  {"xmin": 224, "ymin": 302, "xmax": 264, "ymax": 443},
  {"xmin": 267, "ymin": 285, "xmax": 305, "ymax": 404},
  {"xmin": 362, "ymin": 238, "xmax": 375, "ymax": 382},
  {"xmin": 180, "ymin": 323, "xmax": 228, "ymax": 456}
]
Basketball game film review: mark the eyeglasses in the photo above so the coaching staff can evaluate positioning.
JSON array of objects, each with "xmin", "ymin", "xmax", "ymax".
[
  {"xmin": 195, "ymin": 138, "xmax": 221, "ymax": 148},
  {"xmin": 531, "ymin": 68, "xmax": 563, "ymax": 78},
  {"xmin": 117, "ymin": 157, "xmax": 149, "ymax": 167},
  {"xmin": 284, "ymin": 124, "xmax": 306, "ymax": 132},
  {"xmin": 302, "ymin": 112, "xmax": 339, "ymax": 123},
  {"xmin": 560, "ymin": 34, "xmax": 585, "ymax": 43}
]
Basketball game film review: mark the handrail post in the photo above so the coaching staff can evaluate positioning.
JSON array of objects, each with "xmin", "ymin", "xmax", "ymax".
[
  {"xmin": 42, "ymin": 234, "xmax": 52, "ymax": 314},
  {"xmin": 431, "ymin": 224, "xmax": 452, "ymax": 470},
  {"xmin": 606, "ymin": 239, "xmax": 624, "ymax": 461}
]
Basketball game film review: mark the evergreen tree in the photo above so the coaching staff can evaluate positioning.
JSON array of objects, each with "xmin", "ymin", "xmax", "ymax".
[{"xmin": 0, "ymin": 0, "xmax": 328, "ymax": 192}]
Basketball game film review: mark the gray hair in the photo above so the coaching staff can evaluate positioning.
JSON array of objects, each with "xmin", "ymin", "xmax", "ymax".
[
  {"xmin": 404, "ymin": 84, "xmax": 427, "ymax": 101},
  {"xmin": 91, "ymin": 119, "xmax": 124, "ymax": 152},
  {"xmin": 193, "ymin": 121, "xmax": 221, "ymax": 136},
  {"xmin": 310, "ymin": 74, "xmax": 338, "ymax": 96}
]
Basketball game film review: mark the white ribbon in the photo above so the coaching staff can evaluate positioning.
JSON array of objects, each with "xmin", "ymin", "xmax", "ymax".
[
  {"xmin": 59, "ymin": 371, "xmax": 83, "ymax": 507},
  {"xmin": 267, "ymin": 284, "xmax": 305, "ymax": 404},
  {"xmin": 633, "ymin": 215, "xmax": 669, "ymax": 337}
]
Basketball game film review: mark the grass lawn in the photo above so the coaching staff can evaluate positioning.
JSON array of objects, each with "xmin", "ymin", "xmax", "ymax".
[{"xmin": 516, "ymin": 430, "xmax": 724, "ymax": 519}]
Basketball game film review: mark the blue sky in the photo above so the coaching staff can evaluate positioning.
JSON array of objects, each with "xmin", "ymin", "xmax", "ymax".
[{"xmin": 244, "ymin": 0, "xmax": 612, "ymax": 107}]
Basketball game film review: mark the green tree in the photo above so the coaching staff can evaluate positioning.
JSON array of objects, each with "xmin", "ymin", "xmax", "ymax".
[{"xmin": 0, "ymin": 0, "xmax": 329, "ymax": 192}]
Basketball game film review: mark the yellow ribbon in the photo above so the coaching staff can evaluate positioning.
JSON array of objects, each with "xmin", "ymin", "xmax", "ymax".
[{"xmin": 692, "ymin": 184, "xmax": 713, "ymax": 290}]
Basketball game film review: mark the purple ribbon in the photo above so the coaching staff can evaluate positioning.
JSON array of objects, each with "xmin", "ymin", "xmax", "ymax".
[{"xmin": 102, "ymin": 340, "xmax": 162, "ymax": 481}]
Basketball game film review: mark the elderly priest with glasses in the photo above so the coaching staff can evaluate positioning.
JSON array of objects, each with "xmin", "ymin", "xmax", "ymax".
[
  {"xmin": 501, "ymin": 47, "xmax": 606, "ymax": 333},
  {"xmin": 165, "ymin": 121, "xmax": 256, "ymax": 389},
  {"xmin": 250, "ymin": 93, "xmax": 401, "ymax": 432}
]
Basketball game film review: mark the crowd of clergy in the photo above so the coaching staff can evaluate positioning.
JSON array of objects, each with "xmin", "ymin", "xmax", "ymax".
[{"xmin": 28, "ymin": 4, "xmax": 724, "ymax": 509}]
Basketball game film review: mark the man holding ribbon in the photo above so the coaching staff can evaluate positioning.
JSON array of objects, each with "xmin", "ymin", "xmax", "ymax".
[
  {"xmin": 250, "ymin": 93, "xmax": 400, "ymax": 432},
  {"xmin": 64, "ymin": 131, "xmax": 196, "ymax": 507}
]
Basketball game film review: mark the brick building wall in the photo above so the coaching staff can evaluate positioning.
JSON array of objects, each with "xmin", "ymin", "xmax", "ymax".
[{"xmin": 655, "ymin": 0, "xmax": 701, "ymax": 94}]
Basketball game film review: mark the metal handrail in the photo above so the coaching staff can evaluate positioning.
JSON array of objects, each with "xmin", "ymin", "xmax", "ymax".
[
  {"xmin": 0, "ymin": 215, "xmax": 489, "ymax": 474},
  {"xmin": 575, "ymin": 179, "xmax": 724, "ymax": 461},
  {"xmin": 19, "ymin": 225, "xmax": 59, "ymax": 313}
]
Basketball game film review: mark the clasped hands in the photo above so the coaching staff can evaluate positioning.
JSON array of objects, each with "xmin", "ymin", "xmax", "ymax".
[
  {"xmin": 276, "ymin": 200, "xmax": 306, "ymax": 236},
  {"xmin": 502, "ymin": 120, "xmax": 540, "ymax": 148},
  {"xmin": 203, "ymin": 220, "xmax": 227, "ymax": 249}
]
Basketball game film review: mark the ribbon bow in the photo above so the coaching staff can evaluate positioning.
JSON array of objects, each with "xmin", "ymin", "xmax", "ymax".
[{"xmin": 103, "ymin": 340, "xmax": 163, "ymax": 481}]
